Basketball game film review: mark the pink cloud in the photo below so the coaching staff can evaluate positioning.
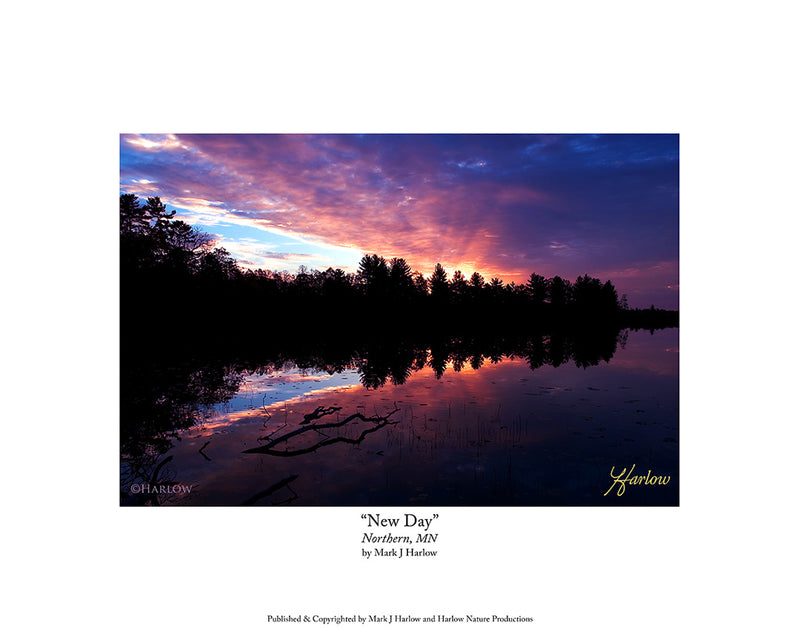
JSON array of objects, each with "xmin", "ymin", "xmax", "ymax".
[{"xmin": 120, "ymin": 134, "xmax": 678, "ymax": 307}]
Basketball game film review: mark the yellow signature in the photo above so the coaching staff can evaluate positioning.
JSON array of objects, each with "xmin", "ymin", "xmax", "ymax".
[{"xmin": 604, "ymin": 464, "xmax": 671, "ymax": 497}]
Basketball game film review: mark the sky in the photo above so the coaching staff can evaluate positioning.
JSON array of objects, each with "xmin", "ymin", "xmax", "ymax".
[{"xmin": 120, "ymin": 133, "xmax": 678, "ymax": 309}]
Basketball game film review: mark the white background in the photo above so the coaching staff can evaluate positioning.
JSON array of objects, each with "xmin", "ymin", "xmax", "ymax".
[{"xmin": 3, "ymin": 1, "xmax": 798, "ymax": 638}]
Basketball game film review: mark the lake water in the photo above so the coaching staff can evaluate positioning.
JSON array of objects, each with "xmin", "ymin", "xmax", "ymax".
[{"xmin": 121, "ymin": 328, "xmax": 678, "ymax": 506}]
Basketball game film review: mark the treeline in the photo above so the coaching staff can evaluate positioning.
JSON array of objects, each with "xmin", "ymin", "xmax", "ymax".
[{"xmin": 120, "ymin": 194, "xmax": 677, "ymax": 349}]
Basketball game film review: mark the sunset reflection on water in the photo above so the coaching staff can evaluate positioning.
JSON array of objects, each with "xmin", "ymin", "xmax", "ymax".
[{"xmin": 138, "ymin": 329, "xmax": 677, "ymax": 506}]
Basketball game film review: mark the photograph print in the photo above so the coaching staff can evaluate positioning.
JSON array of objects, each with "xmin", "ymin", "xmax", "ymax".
[{"xmin": 119, "ymin": 133, "xmax": 679, "ymax": 507}]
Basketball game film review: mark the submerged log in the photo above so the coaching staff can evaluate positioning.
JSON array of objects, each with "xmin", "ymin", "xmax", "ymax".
[{"xmin": 243, "ymin": 407, "xmax": 399, "ymax": 456}]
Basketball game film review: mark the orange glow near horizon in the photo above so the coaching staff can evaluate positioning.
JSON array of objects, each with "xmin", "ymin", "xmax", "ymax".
[
  {"xmin": 121, "ymin": 133, "xmax": 679, "ymax": 308},
  {"xmin": 120, "ymin": 134, "xmax": 546, "ymax": 282}
]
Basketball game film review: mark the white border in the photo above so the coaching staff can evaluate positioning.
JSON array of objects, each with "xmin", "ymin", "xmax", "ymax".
[{"xmin": 6, "ymin": 2, "xmax": 797, "ymax": 638}]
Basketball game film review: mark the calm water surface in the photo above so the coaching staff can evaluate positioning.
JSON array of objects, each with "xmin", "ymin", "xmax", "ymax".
[{"xmin": 121, "ymin": 329, "xmax": 678, "ymax": 506}]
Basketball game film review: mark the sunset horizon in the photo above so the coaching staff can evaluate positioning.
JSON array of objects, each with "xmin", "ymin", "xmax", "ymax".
[{"xmin": 120, "ymin": 133, "xmax": 679, "ymax": 309}]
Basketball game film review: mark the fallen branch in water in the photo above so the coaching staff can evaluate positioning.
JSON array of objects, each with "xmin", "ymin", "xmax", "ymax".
[
  {"xmin": 198, "ymin": 440, "xmax": 211, "ymax": 461},
  {"xmin": 241, "ymin": 474, "xmax": 300, "ymax": 505},
  {"xmin": 300, "ymin": 405, "xmax": 342, "ymax": 424},
  {"xmin": 243, "ymin": 407, "xmax": 399, "ymax": 456}
]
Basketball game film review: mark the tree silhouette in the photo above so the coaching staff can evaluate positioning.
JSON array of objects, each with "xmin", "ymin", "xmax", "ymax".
[
  {"xmin": 320, "ymin": 267, "xmax": 352, "ymax": 299},
  {"xmin": 413, "ymin": 271, "xmax": 428, "ymax": 297},
  {"xmin": 488, "ymin": 277, "xmax": 504, "ymax": 301},
  {"xmin": 358, "ymin": 253, "xmax": 389, "ymax": 296},
  {"xmin": 527, "ymin": 272, "xmax": 547, "ymax": 305},
  {"xmin": 450, "ymin": 269, "xmax": 468, "ymax": 301},
  {"xmin": 468, "ymin": 271, "xmax": 485, "ymax": 306},
  {"xmin": 120, "ymin": 193, "xmax": 150, "ymax": 235},
  {"xmin": 429, "ymin": 263, "xmax": 449, "ymax": 300},
  {"xmin": 199, "ymin": 247, "xmax": 239, "ymax": 281},
  {"xmin": 389, "ymin": 257, "xmax": 414, "ymax": 298},
  {"xmin": 573, "ymin": 274, "xmax": 604, "ymax": 310},
  {"xmin": 601, "ymin": 280, "xmax": 619, "ymax": 312},
  {"xmin": 120, "ymin": 192, "xmax": 677, "ymax": 353},
  {"xmin": 549, "ymin": 275, "xmax": 571, "ymax": 307}
]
